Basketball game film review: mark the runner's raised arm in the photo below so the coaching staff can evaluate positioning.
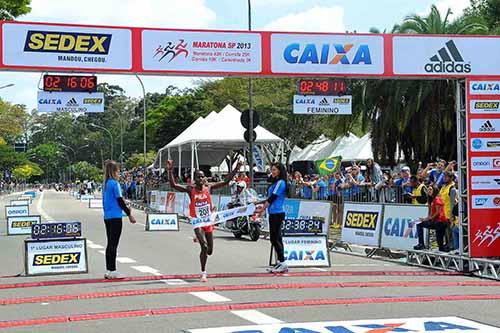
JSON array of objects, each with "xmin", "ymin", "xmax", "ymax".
[{"xmin": 167, "ymin": 160, "xmax": 191, "ymax": 193}]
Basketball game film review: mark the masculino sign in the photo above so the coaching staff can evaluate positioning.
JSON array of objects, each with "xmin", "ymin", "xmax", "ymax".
[
  {"xmin": 25, "ymin": 238, "xmax": 87, "ymax": 275},
  {"xmin": 393, "ymin": 37, "xmax": 500, "ymax": 76},
  {"xmin": 341, "ymin": 203, "xmax": 383, "ymax": 247},
  {"xmin": 270, "ymin": 33, "xmax": 384, "ymax": 75},
  {"xmin": 37, "ymin": 91, "xmax": 104, "ymax": 113},
  {"xmin": 2, "ymin": 22, "xmax": 132, "ymax": 71},
  {"xmin": 7, "ymin": 215, "xmax": 41, "ymax": 235},
  {"xmin": 293, "ymin": 95, "xmax": 352, "ymax": 115},
  {"xmin": 146, "ymin": 213, "xmax": 179, "ymax": 231},
  {"xmin": 188, "ymin": 317, "xmax": 500, "ymax": 333},
  {"xmin": 282, "ymin": 235, "xmax": 330, "ymax": 267},
  {"xmin": 380, "ymin": 204, "xmax": 428, "ymax": 251},
  {"xmin": 5, "ymin": 205, "xmax": 29, "ymax": 217}
]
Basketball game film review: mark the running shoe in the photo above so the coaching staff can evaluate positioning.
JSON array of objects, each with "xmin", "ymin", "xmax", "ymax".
[
  {"xmin": 104, "ymin": 271, "xmax": 123, "ymax": 279},
  {"xmin": 200, "ymin": 272, "xmax": 208, "ymax": 283},
  {"xmin": 266, "ymin": 261, "xmax": 282, "ymax": 273},
  {"xmin": 272, "ymin": 262, "xmax": 289, "ymax": 273}
]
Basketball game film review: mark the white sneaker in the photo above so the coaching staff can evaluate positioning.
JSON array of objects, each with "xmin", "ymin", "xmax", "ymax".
[
  {"xmin": 272, "ymin": 262, "xmax": 288, "ymax": 273},
  {"xmin": 266, "ymin": 261, "xmax": 282, "ymax": 273},
  {"xmin": 200, "ymin": 272, "xmax": 208, "ymax": 283},
  {"xmin": 104, "ymin": 271, "xmax": 123, "ymax": 279}
]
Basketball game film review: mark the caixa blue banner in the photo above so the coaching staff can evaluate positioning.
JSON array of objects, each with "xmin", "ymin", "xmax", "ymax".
[{"xmin": 380, "ymin": 204, "xmax": 429, "ymax": 251}]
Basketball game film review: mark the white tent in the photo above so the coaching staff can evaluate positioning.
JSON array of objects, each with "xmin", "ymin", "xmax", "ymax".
[
  {"xmin": 306, "ymin": 132, "xmax": 359, "ymax": 161},
  {"xmin": 341, "ymin": 133, "xmax": 374, "ymax": 161},
  {"xmin": 289, "ymin": 135, "xmax": 332, "ymax": 163},
  {"xmin": 154, "ymin": 104, "xmax": 284, "ymax": 179}
]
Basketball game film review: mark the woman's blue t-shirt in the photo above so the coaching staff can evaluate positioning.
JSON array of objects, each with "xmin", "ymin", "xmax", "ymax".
[
  {"xmin": 267, "ymin": 179, "xmax": 286, "ymax": 214},
  {"xmin": 103, "ymin": 179, "xmax": 123, "ymax": 219}
]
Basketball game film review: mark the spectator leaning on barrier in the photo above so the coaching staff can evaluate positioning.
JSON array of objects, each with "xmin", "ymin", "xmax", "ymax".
[
  {"xmin": 395, "ymin": 166, "xmax": 413, "ymax": 204},
  {"xmin": 346, "ymin": 165, "xmax": 365, "ymax": 200},
  {"xmin": 439, "ymin": 171, "xmax": 457, "ymax": 252},
  {"xmin": 301, "ymin": 175, "xmax": 313, "ymax": 200},
  {"xmin": 366, "ymin": 158, "xmax": 384, "ymax": 201},
  {"xmin": 414, "ymin": 186, "xmax": 448, "ymax": 251},
  {"xmin": 410, "ymin": 176, "xmax": 427, "ymax": 205},
  {"xmin": 315, "ymin": 175, "xmax": 328, "ymax": 201},
  {"xmin": 423, "ymin": 160, "xmax": 446, "ymax": 188}
]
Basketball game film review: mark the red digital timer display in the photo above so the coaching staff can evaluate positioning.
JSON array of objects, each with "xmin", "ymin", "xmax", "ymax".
[
  {"xmin": 43, "ymin": 75, "xmax": 98, "ymax": 92},
  {"xmin": 298, "ymin": 79, "xmax": 347, "ymax": 95}
]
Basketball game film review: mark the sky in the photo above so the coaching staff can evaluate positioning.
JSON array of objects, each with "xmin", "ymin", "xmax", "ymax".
[{"xmin": 0, "ymin": 0, "xmax": 471, "ymax": 110}]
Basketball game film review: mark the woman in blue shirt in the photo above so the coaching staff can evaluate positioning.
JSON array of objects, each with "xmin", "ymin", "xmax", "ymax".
[
  {"xmin": 263, "ymin": 163, "xmax": 288, "ymax": 273},
  {"xmin": 102, "ymin": 161, "xmax": 137, "ymax": 279}
]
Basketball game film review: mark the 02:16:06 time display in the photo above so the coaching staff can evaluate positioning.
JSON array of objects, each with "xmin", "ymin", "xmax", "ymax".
[{"xmin": 43, "ymin": 75, "xmax": 97, "ymax": 92}]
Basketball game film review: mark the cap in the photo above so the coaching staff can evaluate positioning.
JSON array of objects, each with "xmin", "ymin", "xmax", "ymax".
[{"xmin": 401, "ymin": 166, "xmax": 411, "ymax": 172}]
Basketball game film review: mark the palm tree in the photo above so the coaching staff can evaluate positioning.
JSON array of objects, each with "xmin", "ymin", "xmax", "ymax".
[{"xmin": 359, "ymin": 5, "xmax": 488, "ymax": 165}]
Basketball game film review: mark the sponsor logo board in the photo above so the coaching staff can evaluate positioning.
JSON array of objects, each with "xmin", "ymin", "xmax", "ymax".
[
  {"xmin": 10, "ymin": 199, "xmax": 30, "ymax": 206},
  {"xmin": 470, "ymin": 138, "xmax": 500, "ymax": 152},
  {"xmin": 470, "ymin": 100, "xmax": 500, "ymax": 114},
  {"xmin": 470, "ymin": 119, "xmax": 500, "ymax": 133},
  {"xmin": 282, "ymin": 235, "xmax": 330, "ymax": 267},
  {"xmin": 88, "ymin": 199, "xmax": 103, "ymax": 209},
  {"xmin": 293, "ymin": 95, "xmax": 352, "ymax": 115},
  {"xmin": 394, "ymin": 37, "xmax": 500, "ymax": 76},
  {"xmin": 380, "ymin": 204, "xmax": 429, "ymax": 251},
  {"xmin": 5, "ymin": 205, "xmax": 29, "ymax": 217},
  {"xmin": 7, "ymin": 215, "xmax": 41, "ymax": 235},
  {"xmin": 270, "ymin": 34, "xmax": 384, "ymax": 74},
  {"xmin": 25, "ymin": 238, "xmax": 87, "ymax": 275},
  {"xmin": 188, "ymin": 317, "xmax": 500, "ymax": 333},
  {"xmin": 142, "ymin": 30, "xmax": 262, "ymax": 73},
  {"xmin": 37, "ymin": 91, "xmax": 104, "ymax": 113},
  {"xmin": 471, "ymin": 176, "xmax": 500, "ymax": 190},
  {"xmin": 146, "ymin": 213, "xmax": 179, "ymax": 231},
  {"xmin": 469, "ymin": 80, "xmax": 500, "ymax": 95},
  {"xmin": 471, "ymin": 157, "xmax": 500, "ymax": 171},
  {"xmin": 2, "ymin": 23, "xmax": 132, "ymax": 70},
  {"xmin": 472, "ymin": 195, "xmax": 500, "ymax": 209},
  {"xmin": 341, "ymin": 203, "xmax": 383, "ymax": 247},
  {"xmin": 79, "ymin": 194, "xmax": 95, "ymax": 202}
]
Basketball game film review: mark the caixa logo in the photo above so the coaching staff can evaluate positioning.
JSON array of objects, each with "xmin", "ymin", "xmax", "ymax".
[
  {"xmin": 150, "ymin": 218, "xmax": 176, "ymax": 225},
  {"xmin": 284, "ymin": 250, "xmax": 326, "ymax": 261},
  {"xmin": 283, "ymin": 43, "xmax": 371, "ymax": 65}
]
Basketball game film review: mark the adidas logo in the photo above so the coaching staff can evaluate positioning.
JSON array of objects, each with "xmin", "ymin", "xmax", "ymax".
[
  {"xmin": 319, "ymin": 98, "xmax": 329, "ymax": 106},
  {"xmin": 479, "ymin": 120, "xmax": 496, "ymax": 132},
  {"xmin": 424, "ymin": 40, "xmax": 471, "ymax": 74},
  {"xmin": 66, "ymin": 98, "xmax": 79, "ymax": 107}
]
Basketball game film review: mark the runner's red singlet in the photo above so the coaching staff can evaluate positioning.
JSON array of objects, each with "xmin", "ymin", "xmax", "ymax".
[{"xmin": 189, "ymin": 186, "xmax": 214, "ymax": 233}]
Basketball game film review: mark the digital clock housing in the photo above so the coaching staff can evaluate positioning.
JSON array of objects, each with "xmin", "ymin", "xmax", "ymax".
[
  {"xmin": 298, "ymin": 79, "xmax": 347, "ymax": 96},
  {"xmin": 43, "ymin": 75, "xmax": 97, "ymax": 92}
]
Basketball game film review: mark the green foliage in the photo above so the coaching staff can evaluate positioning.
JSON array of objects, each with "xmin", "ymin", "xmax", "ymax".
[
  {"xmin": 0, "ymin": 143, "xmax": 27, "ymax": 170},
  {"xmin": 0, "ymin": 0, "xmax": 31, "ymax": 20},
  {"xmin": 0, "ymin": 99, "xmax": 28, "ymax": 142},
  {"xmin": 12, "ymin": 161, "xmax": 43, "ymax": 180},
  {"xmin": 71, "ymin": 161, "xmax": 102, "ymax": 181},
  {"xmin": 125, "ymin": 151, "xmax": 156, "ymax": 169}
]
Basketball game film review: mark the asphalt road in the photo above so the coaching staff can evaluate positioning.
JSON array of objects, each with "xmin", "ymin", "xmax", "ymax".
[{"xmin": 0, "ymin": 190, "xmax": 499, "ymax": 332}]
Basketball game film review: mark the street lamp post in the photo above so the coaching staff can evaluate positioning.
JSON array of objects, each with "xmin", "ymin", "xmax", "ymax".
[
  {"xmin": 247, "ymin": 0, "xmax": 254, "ymax": 187},
  {"xmin": 135, "ymin": 74, "xmax": 147, "ymax": 166},
  {"xmin": 89, "ymin": 123, "xmax": 114, "ymax": 160},
  {"xmin": 0, "ymin": 83, "xmax": 14, "ymax": 90},
  {"xmin": 58, "ymin": 143, "xmax": 89, "ymax": 182}
]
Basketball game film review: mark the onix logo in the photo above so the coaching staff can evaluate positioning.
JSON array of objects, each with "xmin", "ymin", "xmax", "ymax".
[{"xmin": 284, "ymin": 43, "xmax": 372, "ymax": 65}]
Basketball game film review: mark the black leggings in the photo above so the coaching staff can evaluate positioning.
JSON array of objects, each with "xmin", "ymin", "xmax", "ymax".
[
  {"xmin": 104, "ymin": 218, "xmax": 123, "ymax": 271},
  {"xmin": 269, "ymin": 213, "xmax": 285, "ymax": 262},
  {"xmin": 417, "ymin": 220, "xmax": 447, "ymax": 251}
]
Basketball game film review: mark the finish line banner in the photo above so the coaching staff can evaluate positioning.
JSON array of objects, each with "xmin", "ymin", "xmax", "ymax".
[
  {"xmin": 189, "ymin": 317, "xmax": 500, "ymax": 333},
  {"xmin": 191, "ymin": 204, "xmax": 256, "ymax": 229}
]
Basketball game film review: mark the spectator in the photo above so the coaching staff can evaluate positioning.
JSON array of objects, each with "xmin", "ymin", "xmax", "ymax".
[
  {"xmin": 302, "ymin": 175, "xmax": 313, "ymax": 200},
  {"xmin": 315, "ymin": 175, "xmax": 328, "ymax": 201},
  {"xmin": 366, "ymin": 158, "xmax": 384, "ymax": 201},
  {"xmin": 346, "ymin": 166, "xmax": 365, "ymax": 201},
  {"xmin": 439, "ymin": 171, "xmax": 457, "ymax": 252},
  {"xmin": 413, "ymin": 186, "xmax": 448, "ymax": 251},
  {"xmin": 423, "ymin": 160, "xmax": 446, "ymax": 188},
  {"xmin": 395, "ymin": 166, "xmax": 413, "ymax": 203},
  {"xmin": 329, "ymin": 172, "xmax": 343, "ymax": 200},
  {"xmin": 410, "ymin": 176, "xmax": 427, "ymax": 205}
]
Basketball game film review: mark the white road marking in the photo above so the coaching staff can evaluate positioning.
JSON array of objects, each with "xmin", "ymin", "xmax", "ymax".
[
  {"xmin": 131, "ymin": 265, "xmax": 161, "ymax": 275},
  {"xmin": 161, "ymin": 279, "xmax": 188, "ymax": 285},
  {"xmin": 116, "ymin": 257, "xmax": 136, "ymax": 264},
  {"xmin": 311, "ymin": 267, "xmax": 327, "ymax": 271},
  {"xmin": 231, "ymin": 310, "xmax": 284, "ymax": 324},
  {"xmin": 190, "ymin": 291, "xmax": 231, "ymax": 303},
  {"xmin": 36, "ymin": 191, "xmax": 55, "ymax": 221},
  {"xmin": 87, "ymin": 243, "xmax": 104, "ymax": 249}
]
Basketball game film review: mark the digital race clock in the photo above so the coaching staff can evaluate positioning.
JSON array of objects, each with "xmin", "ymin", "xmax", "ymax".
[
  {"xmin": 281, "ymin": 218, "xmax": 324, "ymax": 235},
  {"xmin": 297, "ymin": 79, "xmax": 347, "ymax": 96},
  {"xmin": 31, "ymin": 222, "xmax": 82, "ymax": 239},
  {"xmin": 43, "ymin": 75, "xmax": 97, "ymax": 92}
]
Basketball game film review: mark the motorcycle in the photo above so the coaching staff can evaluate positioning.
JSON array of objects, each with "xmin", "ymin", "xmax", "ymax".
[{"xmin": 227, "ymin": 188, "xmax": 264, "ymax": 242}]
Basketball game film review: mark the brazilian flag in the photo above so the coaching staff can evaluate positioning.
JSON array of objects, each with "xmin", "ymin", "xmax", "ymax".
[{"xmin": 315, "ymin": 156, "xmax": 341, "ymax": 176}]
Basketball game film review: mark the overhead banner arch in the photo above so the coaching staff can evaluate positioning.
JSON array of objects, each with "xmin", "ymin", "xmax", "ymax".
[{"xmin": 2, "ymin": 20, "xmax": 500, "ymax": 78}]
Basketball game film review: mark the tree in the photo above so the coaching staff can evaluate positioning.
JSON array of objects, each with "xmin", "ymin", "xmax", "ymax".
[
  {"xmin": 125, "ymin": 151, "xmax": 156, "ymax": 169},
  {"xmin": 0, "ymin": 0, "xmax": 31, "ymax": 20},
  {"xmin": 12, "ymin": 161, "xmax": 43, "ymax": 181},
  {"xmin": 28, "ymin": 143, "xmax": 62, "ymax": 181},
  {"xmin": 0, "ymin": 99, "xmax": 28, "ymax": 143},
  {"xmin": 71, "ymin": 161, "xmax": 102, "ymax": 182},
  {"xmin": 465, "ymin": 0, "xmax": 500, "ymax": 33},
  {"xmin": 0, "ymin": 143, "xmax": 27, "ymax": 170}
]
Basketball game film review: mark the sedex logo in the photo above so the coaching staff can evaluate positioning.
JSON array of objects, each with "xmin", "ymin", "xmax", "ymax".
[
  {"xmin": 284, "ymin": 43, "xmax": 372, "ymax": 65},
  {"xmin": 24, "ymin": 30, "xmax": 111, "ymax": 54},
  {"xmin": 425, "ymin": 40, "xmax": 471, "ymax": 73}
]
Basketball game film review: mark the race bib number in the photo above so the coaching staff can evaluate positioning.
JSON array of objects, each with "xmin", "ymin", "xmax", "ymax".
[{"xmin": 195, "ymin": 204, "xmax": 210, "ymax": 219}]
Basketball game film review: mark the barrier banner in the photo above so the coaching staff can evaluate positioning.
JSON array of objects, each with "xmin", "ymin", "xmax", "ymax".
[
  {"xmin": 174, "ymin": 192, "xmax": 185, "ymax": 215},
  {"xmin": 166, "ymin": 192, "xmax": 175, "ymax": 213},
  {"xmin": 157, "ymin": 191, "xmax": 167, "ymax": 212},
  {"xmin": 380, "ymin": 204, "xmax": 428, "ymax": 251},
  {"xmin": 282, "ymin": 235, "xmax": 330, "ymax": 268},
  {"xmin": 149, "ymin": 190, "xmax": 158, "ymax": 210},
  {"xmin": 24, "ymin": 191, "xmax": 36, "ymax": 198},
  {"xmin": 146, "ymin": 213, "xmax": 179, "ymax": 231},
  {"xmin": 7, "ymin": 215, "xmax": 41, "ymax": 235},
  {"xmin": 188, "ymin": 316, "xmax": 500, "ymax": 333},
  {"xmin": 88, "ymin": 199, "xmax": 103, "ymax": 209},
  {"xmin": 25, "ymin": 238, "xmax": 88, "ymax": 276},
  {"xmin": 10, "ymin": 199, "xmax": 30, "ymax": 206},
  {"xmin": 191, "ymin": 204, "xmax": 256, "ymax": 229},
  {"xmin": 79, "ymin": 194, "xmax": 95, "ymax": 202},
  {"xmin": 341, "ymin": 203, "xmax": 383, "ymax": 247},
  {"xmin": 19, "ymin": 195, "xmax": 32, "ymax": 204},
  {"xmin": 5, "ymin": 205, "xmax": 29, "ymax": 217}
]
